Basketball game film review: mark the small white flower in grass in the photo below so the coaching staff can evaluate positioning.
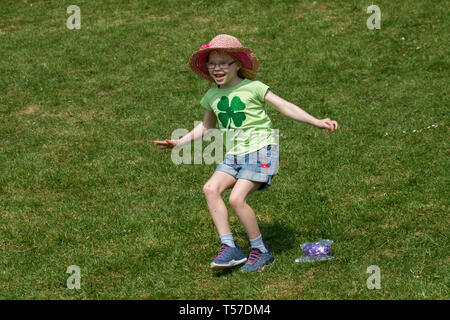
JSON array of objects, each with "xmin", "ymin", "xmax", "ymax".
[{"xmin": 401, "ymin": 37, "xmax": 405, "ymax": 40}]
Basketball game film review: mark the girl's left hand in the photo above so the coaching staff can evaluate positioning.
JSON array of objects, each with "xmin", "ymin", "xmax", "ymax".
[{"xmin": 315, "ymin": 118, "xmax": 339, "ymax": 133}]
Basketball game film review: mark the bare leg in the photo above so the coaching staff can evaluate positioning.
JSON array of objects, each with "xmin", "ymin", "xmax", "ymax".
[
  {"xmin": 203, "ymin": 171, "xmax": 237, "ymax": 236},
  {"xmin": 228, "ymin": 179, "xmax": 263, "ymax": 239}
]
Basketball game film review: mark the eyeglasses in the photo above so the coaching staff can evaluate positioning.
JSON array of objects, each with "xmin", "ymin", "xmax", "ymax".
[{"xmin": 206, "ymin": 61, "xmax": 236, "ymax": 69}]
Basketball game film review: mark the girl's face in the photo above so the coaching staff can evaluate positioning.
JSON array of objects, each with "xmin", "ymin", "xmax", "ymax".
[{"xmin": 206, "ymin": 51, "xmax": 242, "ymax": 88}]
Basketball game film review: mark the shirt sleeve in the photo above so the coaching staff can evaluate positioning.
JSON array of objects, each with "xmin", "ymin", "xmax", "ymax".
[
  {"xmin": 200, "ymin": 91, "xmax": 212, "ymax": 110},
  {"xmin": 254, "ymin": 81, "xmax": 270, "ymax": 104}
]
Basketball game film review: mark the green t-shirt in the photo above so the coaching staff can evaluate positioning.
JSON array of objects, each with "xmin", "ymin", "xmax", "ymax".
[{"xmin": 200, "ymin": 79, "xmax": 278, "ymax": 156}]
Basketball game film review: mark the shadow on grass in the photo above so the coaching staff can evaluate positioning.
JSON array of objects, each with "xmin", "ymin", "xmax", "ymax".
[
  {"xmin": 258, "ymin": 221, "xmax": 297, "ymax": 254},
  {"xmin": 212, "ymin": 268, "xmax": 237, "ymax": 277},
  {"xmin": 232, "ymin": 221, "xmax": 298, "ymax": 254}
]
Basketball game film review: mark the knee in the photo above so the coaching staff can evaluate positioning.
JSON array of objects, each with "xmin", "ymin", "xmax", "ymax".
[
  {"xmin": 229, "ymin": 194, "xmax": 245, "ymax": 210},
  {"xmin": 203, "ymin": 182, "xmax": 220, "ymax": 198}
]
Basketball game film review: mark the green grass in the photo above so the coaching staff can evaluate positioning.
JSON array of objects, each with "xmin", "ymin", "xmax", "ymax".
[{"xmin": 0, "ymin": 0, "xmax": 448, "ymax": 299}]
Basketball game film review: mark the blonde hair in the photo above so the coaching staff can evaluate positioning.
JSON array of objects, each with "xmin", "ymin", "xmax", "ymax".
[{"xmin": 239, "ymin": 68, "xmax": 256, "ymax": 80}]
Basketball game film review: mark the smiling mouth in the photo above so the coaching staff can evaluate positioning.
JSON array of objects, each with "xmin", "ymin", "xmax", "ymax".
[{"xmin": 214, "ymin": 74, "xmax": 226, "ymax": 81}]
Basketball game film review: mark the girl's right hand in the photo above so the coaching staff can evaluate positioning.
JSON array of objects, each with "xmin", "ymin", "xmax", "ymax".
[
  {"xmin": 314, "ymin": 118, "xmax": 339, "ymax": 134},
  {"xmin": 152, "ymin": 139, "xmax": 179, "ymax": 149}
]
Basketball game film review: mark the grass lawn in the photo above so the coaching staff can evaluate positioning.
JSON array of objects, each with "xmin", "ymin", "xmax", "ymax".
[{"xmin": 0, "ymin": 0, "xmax": 448, "ymax": 299}]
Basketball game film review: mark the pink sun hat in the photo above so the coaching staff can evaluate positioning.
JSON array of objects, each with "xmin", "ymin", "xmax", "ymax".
[{"xmin": 188, "ymin": 34, "xmax": 259, "ymax": 80}]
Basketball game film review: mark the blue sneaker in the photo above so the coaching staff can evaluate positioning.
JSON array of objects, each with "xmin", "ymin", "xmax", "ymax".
[
  {"xmin": 240, "ymin": 243, "xmax": 275, "ymax": 272},
  {"xmin": 210, "ymin": 242, "xmax": 247, "ymax": 271}
]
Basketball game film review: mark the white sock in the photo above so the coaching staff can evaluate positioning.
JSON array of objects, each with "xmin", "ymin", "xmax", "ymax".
[
  {"xmin": 220, "ymin": 233, "xmax": 235, "ymax": 247},
  {"xmin": 249, "ymin": 234, "xmax": 267, "ymax": 253}
]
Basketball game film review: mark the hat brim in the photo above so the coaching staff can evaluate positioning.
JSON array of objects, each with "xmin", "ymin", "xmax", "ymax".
[{"xmin": 189, "ymin": 47, "xmax": 259, "ymax": 80}]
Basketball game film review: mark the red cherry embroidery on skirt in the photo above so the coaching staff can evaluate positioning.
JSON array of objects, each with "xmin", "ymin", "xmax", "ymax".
[{"xmin": 257, "ymin": 157, "xmax": 271, "ymax": 168}]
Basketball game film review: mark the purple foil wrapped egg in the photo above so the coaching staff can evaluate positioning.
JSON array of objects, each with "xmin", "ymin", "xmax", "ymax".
[{"xmin": 303, "ymin": 243, "xmax": 331, "ymax": 256}]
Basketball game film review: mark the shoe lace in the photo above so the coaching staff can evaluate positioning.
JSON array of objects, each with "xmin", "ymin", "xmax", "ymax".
[
  {"xmin": 216, "ymin": 244, "xmax": 228, "ymax": 259},
  {"xmin": 247, "ymin": 248, "xmax": 261, "ymax": 265}
]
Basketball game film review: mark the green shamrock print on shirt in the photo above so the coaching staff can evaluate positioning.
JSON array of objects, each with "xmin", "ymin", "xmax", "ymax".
[{"xmin": 217, "ymin": 96, "xmax": 246, "ymax": 128}]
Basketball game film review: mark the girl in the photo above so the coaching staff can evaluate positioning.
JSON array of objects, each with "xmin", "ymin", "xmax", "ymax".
[{"xmin": 153, "ymin": 34, "xmax": 338, "ymax": 272}]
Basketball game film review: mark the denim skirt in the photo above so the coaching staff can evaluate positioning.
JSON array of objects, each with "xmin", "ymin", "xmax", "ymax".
[{"xmin": 215, "ymin": 144, "xmax": 280, "ymax": 191}]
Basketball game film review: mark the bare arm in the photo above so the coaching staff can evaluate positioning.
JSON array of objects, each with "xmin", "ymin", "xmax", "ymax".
[
  {"xmin": 153, "ymin": 110, "xmax": 217, "ymax": 149},
  {"xmin": 264, "ymin": 90, "xmax": 338, "ymax": 132},
  {"xmin": 176, "ymin": 110, "xmax": 217, "ymax": 147}
]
